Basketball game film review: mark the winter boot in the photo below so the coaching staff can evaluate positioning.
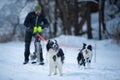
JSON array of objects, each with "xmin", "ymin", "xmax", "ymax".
[{"xmin": 23, "ymin": 60, "xmax": 29, "ymax": 64}]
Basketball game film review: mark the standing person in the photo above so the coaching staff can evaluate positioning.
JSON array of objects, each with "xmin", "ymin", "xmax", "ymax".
[{"xmin": 23, "ymin": 5, "xmax": 49, "ymax": 64}]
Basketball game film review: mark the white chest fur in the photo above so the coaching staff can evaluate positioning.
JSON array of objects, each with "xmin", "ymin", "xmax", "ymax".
[{"xmin": 47, "ymin": 49, "xmax": 62, "ymax": 76}]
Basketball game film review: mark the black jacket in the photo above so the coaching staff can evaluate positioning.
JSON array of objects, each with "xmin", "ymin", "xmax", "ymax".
[{"xmin": 24, "ymin": 11, "xmax": 49, "ymax": 29}]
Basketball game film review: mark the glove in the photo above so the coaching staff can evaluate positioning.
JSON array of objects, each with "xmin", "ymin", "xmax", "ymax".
[
  {"xmin": 37, "ymin": 26, "xmax": 42, "ymax": 33},
  {"xmin": 33, "ymin": 26, "xmax": 37, "ymax": 33},
  {"xmin": 33, "ymin": 26, "xmax": 42, "ymax": 33}
]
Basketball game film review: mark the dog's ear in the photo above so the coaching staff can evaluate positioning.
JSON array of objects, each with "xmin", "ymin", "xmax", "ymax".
[
  {"xmin": 87, "ymin": 45, "xmax": 92, "ymax": 51},
  {"xmin": 83, "ymin": 43, "xmax": 86, "ymax": 46},
  {"xmin": 54, "ymin": 40, "xmax": 57, "ymax": 44},
  {"xmin": 48, "ymin": 40, "xmax": 51, "ymax": 43},
  {"xmin": 83, "ymin": 43, "xmax": 87, "ymax": 49},
  {"xmin": 54, "ymin": 39, "xmax": 59, "ymax": 48}
]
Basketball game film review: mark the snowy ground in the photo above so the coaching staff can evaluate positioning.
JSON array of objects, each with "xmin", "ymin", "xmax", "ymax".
[{"xmin": 0, "ymin": 35, "xmax": 120, "ymax": 80}]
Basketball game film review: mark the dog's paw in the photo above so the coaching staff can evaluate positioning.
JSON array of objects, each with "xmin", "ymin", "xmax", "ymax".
[
  {"xmin": 53, "ymin": 72, "xmax": 57, "ymax": 75},
  {"xmin": 84, "ymin": 67, "xmax": 87, "ymax": 69}
]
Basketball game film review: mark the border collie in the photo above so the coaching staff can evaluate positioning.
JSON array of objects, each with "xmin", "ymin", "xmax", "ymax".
[
  {"xmin": 46, "ymin": 40, "xmax": 64, "ymax": 76},
  {"xmin": 77, "ymin": 43, "xmax": 92, "ymax": 68}
]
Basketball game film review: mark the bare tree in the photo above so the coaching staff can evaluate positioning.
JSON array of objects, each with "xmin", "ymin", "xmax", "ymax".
[
  {"xmin": 87, "ymin": 4, "xmax": 92, "ymax": 39},
  {"xmin": 54, "ymin": 0, "xmax": 58, "ymax": 37},
  {"xmin": 37, "ymin": 0, "xmax": 97, "ymax": 39},
  {"xmin": 99, "ymin": 0, "xmax": 107, "ymax": 40}
]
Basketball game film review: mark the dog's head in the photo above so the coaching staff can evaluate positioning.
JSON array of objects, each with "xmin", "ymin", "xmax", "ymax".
[
  {"xmin": 82, "ymin": 43, "xmax": 92, "ymax": 54},
  {"xmin": 46, "ymin": 39, "xmax": 59, "ymax": 51}
]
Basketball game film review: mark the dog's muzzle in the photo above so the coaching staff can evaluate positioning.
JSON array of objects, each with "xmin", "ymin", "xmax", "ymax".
[
  {"xmin": 85, "ymin": 50, "xmax": 88, "ymax": 54},
  {"xmin": 52, "ymin": 44, "xmax": 58, "ymax": 51}
]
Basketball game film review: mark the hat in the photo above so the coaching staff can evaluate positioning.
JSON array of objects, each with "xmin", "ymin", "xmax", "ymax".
[{"xmin": 34, "ymin": 5, "xmax": 41, "ymax": 11}]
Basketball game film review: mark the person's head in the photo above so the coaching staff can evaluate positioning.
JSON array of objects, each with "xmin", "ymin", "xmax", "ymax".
[{"xmin": 34, "ymin": 5, "xmax": 41, "ymax": 15}]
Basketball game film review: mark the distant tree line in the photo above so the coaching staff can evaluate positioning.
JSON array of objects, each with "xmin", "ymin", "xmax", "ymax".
[{"xmin": 37, "ymin": 0, "xmax": 120, "ymax": 40}]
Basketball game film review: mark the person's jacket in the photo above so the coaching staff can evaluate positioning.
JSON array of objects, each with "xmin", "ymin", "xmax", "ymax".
[{"xmin": 24, "ymin": 11, "xmax": 49, "ymax": 30}]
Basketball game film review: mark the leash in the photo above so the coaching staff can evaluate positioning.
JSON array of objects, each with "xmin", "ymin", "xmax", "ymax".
[
  {"xmin": 36, "ymin": 34, "xmax": 78, "ymax": 50},
  {"xmin": 37, "ymin": 34, "xmax": 96, "ymax": 63},
  {"xmin": 37, "ymin": 34, "xmax": 47, "ymax": 42}
]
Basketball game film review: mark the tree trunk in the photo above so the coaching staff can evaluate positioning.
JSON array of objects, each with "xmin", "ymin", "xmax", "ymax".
[
  {"xmin": 101, "ymin": 0, "xmax": 106, "ymax": 33},
  {"xmin": 54, "ymin": 0, "xmax": 58, "ymax": 37},
  {"xmin": 78, "ymin": 7, "xmax": 88, "ymax": 35},
  {"xmin": 87, "ymin": 6, "xmax": 93, "ymax": 39},
  {"xmin": 99, "ymin": 0, "xmax": 107, "ymax": 40},
  {"xmin": 74, "ymin": 1, "xmax": 79, "ymax": 35},
  {"xmin": 99, "ymin": 0, "xmax": 102, "ymax": 40}
]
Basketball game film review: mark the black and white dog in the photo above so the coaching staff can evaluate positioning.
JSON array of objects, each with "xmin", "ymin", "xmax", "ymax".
[
  {"xmin": 77, "ymin": 43, "xmax": 92, "ymax": 68},
  {"xmin": 46, "ymin": 40, "xmax": 64, "ymax": 76}
]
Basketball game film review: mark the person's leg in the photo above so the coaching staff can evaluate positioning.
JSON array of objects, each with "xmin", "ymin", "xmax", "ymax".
[
  {"xmin": 40, "ymin": 47, "xmax": 44, "ymax": 62},
  {"xmin": 24, "ymin": 42, "xmax": 30, "ymax": 61},
  {"xmin": 38, "ymin": 43, "xmax": 44, "ymax": 65},
  {"xmin": 23, "ymin": 31, "xmax": 32, "ymax": 64}
]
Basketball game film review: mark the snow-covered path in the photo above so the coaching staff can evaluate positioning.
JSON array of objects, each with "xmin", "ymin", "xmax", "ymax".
[{"xmin": 0, "ymin": 36, "xmax": 120, "ymax": 80}]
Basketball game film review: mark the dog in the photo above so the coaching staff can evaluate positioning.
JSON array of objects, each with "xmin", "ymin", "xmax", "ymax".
[
  {"xmin": 46, "ymin": 39, "xmax": 64, "ymax": 76},
  {"xmin": 77, "ymin": 43, "xmax": 92, "ymax": 68}
]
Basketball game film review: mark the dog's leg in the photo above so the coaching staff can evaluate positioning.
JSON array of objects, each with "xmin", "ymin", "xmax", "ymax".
[
  {"xmin": 53, "ymin": 66, "xmax": 57, "ymax": 75},
  {"xmin": 48, "ymin": 66, "xmax": 52, "ymax": 76},
  {"xmin": 87, "ymin": 60, "xmax": 91, "ymax": 68},
  {"xmin": 83, "ymin": 63, "xmax": 86, "ymax": 69},
  {"xmin": 78, "ymin": 60, "xmax": 81, "ymax": 68},
  {"xmin": 83, "ymin": 59, "xmax": 87, "ymax": 69},
  {"xmin": 57, "ymin": 63, "xmax": 62, "ymax": 76},
  {"xmin": 77, "ymin": 59, "xmax": 80, "ymax": 67},
  {"xmin": 87, "ymin": 62, "xmax": 90, "ymax": 68},
  {"xmin": 48, "ymin": 64, "xmax": 54, "ymax": 76}
]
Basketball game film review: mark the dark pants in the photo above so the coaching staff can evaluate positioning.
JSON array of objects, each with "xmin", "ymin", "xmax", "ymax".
[
  {"xmin": 24, "ymin": 31, "xmax": 32, "ymax": 61},
  {"xmin": 24, "ymin": 31, "xmax": 44, "ymax": 62}
]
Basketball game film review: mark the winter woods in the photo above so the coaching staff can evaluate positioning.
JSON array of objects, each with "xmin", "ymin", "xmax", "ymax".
[
  {"xmin": 0, "ymin": 0, "xmax": 120, "ymax": 42},
  {"xmin": 38, "ymin": 0, "xmax": 120, "ymax": 40}
]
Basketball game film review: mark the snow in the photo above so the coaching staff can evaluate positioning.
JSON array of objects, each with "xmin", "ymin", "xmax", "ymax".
[{"xmin": 0, "ymin": 35, "xmax": 120, "ymax": 80}]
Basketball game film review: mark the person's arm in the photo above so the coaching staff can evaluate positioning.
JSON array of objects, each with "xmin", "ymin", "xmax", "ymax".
[
  {"xmin": 24, "ymin": 13, "xmax": 32, "ymax": 28},
  {"xmin": 41, "ymin": 13, "xmax": 49, "ymax": 29}
]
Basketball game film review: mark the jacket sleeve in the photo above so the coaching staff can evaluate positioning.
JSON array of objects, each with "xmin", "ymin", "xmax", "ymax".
[
  {"xmin": 42, "ymin": 13, "xmax": 49, "ymax": 29},
  {"xmin": 24, "ymin": 13, "xmax": 32, "ymax": 28}
]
